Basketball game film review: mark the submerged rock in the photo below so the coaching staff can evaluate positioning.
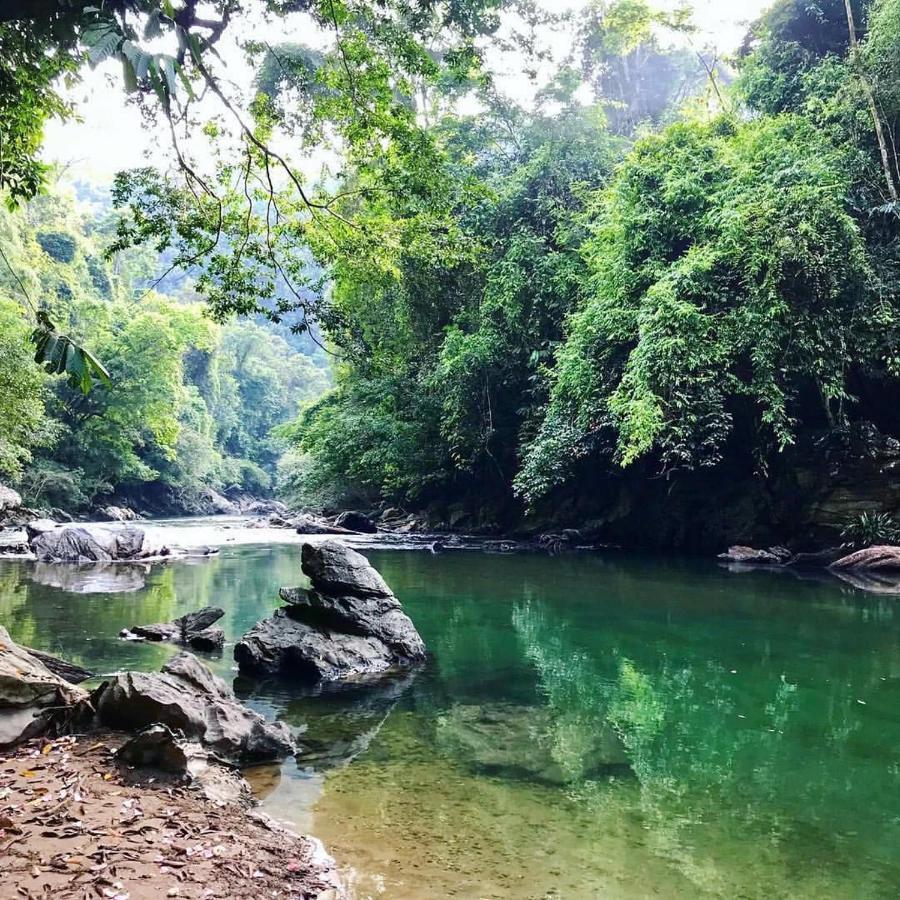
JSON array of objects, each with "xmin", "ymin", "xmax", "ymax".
[
  {"xmin": 436, "ymin": 702, "xmax": 630, "ymax": 785},
  {"xmin": 235, "ymin": 541, "xmax": 425, "ymax": 682},
  {"xmin": 0, "ymin": 626, "xmax": 89, "ymax": 748},
  {"xmin": 93, "ymin": 652, "xmax": 294, "ymax": 766},
  {"xmin": 31, "ymin": 524, "xmax": 170, "ymax": 563}
]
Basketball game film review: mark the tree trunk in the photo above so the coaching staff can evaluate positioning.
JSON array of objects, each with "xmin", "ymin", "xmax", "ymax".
[{"xmin": 845, "ymin": 0, "xmax": 899, "ymax": 202}]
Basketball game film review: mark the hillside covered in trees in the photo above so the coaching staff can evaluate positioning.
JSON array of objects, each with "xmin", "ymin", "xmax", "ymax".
[
  {"xmin": 0, "ymin": 181, "xmax": 328, "ymax": 514},
  {"xmin": 4, "ymin": 0, "xmax": 900, "ymax": 547}
]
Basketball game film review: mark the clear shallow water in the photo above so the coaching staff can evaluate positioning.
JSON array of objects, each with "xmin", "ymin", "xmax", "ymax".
[{"xmin": 2, "ymin": 538, "xmax": 900, "ymax": 898}]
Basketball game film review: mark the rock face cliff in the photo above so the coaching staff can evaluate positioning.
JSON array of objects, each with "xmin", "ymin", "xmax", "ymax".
[
  {"xmin": 235, "ymin": 541, "xmax": 426, "ymax": 681},
  {"xmin": 515, "ymin": 422, "xmax": 900, "ymax": 553}
]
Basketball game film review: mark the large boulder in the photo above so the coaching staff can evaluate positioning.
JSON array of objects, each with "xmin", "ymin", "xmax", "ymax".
[
  {"xmin": 235, "ymin": 541, "xmax": 425, "ymax": 681},
  {"xmin": 93, "ymin": 652, "xmax": 294, "ymax": 766},
  {"xmin": 0, "ymin": 484, "xmax": 22, "ymax": 513},
  {"xmin": 30, "ymin": 524, "xmax": 169, "ymax": 563},
  {"xmin": 830, "ymin": 545, "xmax": 900, "ymax": 571},
  {"xmin": 0, "ymin": 627, "xmax": 89, "ymax": 748},
  {"xmin": 25, "ymin": 518, "xmax": 59, "ymax": 542},
  {"xmin": 334, "ymin": 511, "xmax": 378, "ymax": 534}
]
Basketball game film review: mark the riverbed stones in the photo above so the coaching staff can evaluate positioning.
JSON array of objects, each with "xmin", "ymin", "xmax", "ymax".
[
  {"xmin": 235, "ymin": 541, "xmax": 425, "ymax": 682},
  {"xmin": 30, "ymin": 523, "xmax": 170, "ymax": 562},
  {"xmin": 0, "ymin": 626, "xmax": 89, "ymax": 748},
  {"xmin": 93, "ymin": 651, "xmax": 294, "ymax": 765}
]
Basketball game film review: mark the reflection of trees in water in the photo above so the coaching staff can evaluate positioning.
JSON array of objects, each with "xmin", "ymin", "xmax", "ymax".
[
  {"xmin": 0, "ymin": 563, "xmax": 35, "ymax": 647},
  {"xmin": 511, "ymin": 596, "xmax": 900, "ymax": 896}
]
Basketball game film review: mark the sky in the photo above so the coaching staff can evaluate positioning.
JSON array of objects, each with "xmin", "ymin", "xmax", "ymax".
[{"xmin": 43, "ymin": 0, "xmax": 773, "ymax": 182}]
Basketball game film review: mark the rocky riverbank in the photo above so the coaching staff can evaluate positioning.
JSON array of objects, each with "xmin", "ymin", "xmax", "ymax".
[
  {"xmin": 0, "ymin": 540, "xmax": 433, "ymax": 898},
  {"xmin": 0, "ymin": 733, "xmax": 338, "ymax": 899}
]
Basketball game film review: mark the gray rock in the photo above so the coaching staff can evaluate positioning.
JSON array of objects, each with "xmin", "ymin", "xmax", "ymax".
[
  {"xmin": 117, "ymin": 724, "xmax": 253, "ymax": 806},
  {"xmin": 301, "ymin": 541, "xmax": 393, "ymax": 599},
  {"xmin": 26, "ymin": 648, "xmax": 94, "ymax": 684},
  {"xmin": 205, "ymin": 489, "xmax": 238, "ymax": 515},
  {"xmin": 0, "ymin": 626, "xmax": 89, "ymax": 748},
  {"xmin": 0, "ymin": 529, "xmax": 29, "ymax": 554},
  {"xmin": 235, "ymin": 541, "xmax": 425, "ymax": 682},
  {"xmin": 234, "ymin": 608, "xmax": 408, "ymax": 681},
  {"xmin": 129, "ymin": 607, "xmax": 225, "ymax": 651},
  {"xmin": 93, "ymin": 652, "xmax": 294, "ymax": 765},
  {"xmin": 293, "ymin": 513, "xmax": 355, "ymax": 535},
  {"xmin": 187, "ymin": 627, "xmax": 225, "ymax": 652},
  {"xmin": 97, "ymin": 505, "xmax": 138, "ymax": 522},
  {"xmin": 717, "ymin": 545, "xmax": 782, "ymax": 565},
  {"xmin": 25, "ymin": 518, "xmax": 59, "ymax": 542},
  {"xmin": 31, "ymin": 524, "xmax": 169, "ymax": 562},
  {"xmin": 117, "ymin": 724, "xmax": 209, "ymax": 775},
  {"xmin": 283, "ymin": 589, "xmax": 425, "ymax": 659},
  {"xmin": 0, "ymin": 484, "xmax": 22, "ymax": 513},
  {"xmin": 334, "ymin": 511, "xmax": 377, "ymax": 534}
]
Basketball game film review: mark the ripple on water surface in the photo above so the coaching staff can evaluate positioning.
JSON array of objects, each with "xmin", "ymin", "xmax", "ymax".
[{"xmin": 2, "ymin": 533, "xmax": 900, "ymax": 898}]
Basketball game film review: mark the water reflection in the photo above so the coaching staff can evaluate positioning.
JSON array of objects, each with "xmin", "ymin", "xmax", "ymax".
[{"xmin": 2, "ymin": 545, "xmax": 900, "ymax": 897}]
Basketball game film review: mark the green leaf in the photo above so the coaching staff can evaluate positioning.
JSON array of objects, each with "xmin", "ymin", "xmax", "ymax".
[{"xmin": 83, "ymin": 22, "xmax": 122, "ymax": 67}]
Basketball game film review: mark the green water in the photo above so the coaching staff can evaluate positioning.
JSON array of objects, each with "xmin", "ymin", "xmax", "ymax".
[{"xmin": 3, "ymin": 543, "xmax": 900, "ymax": 898}]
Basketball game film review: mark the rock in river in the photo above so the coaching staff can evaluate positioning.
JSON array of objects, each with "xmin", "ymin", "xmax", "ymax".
[
  {"xmin": 718, "ymin": 545, "xmax": 784, "ymax": 565},
  {"xmin": 93, "ymin": 652, "xmax": 294, "ymax": 765},
  {"xmin": 334, "ymin": 511, "xmax": 378, "ymax": 533},
  {"xmin": 30, "ymin": 524, "xmax": 169, "ymax": 563},
  {"xmin": 830, "ymin": 545, "xmax": 900, "ymax": 572},
  {"xmin": 127, "ymin": 606, "xmax": 226, "ymax": 651},
  {"xmin": 235, "ymin": 541, "xmax": 425, "ymax": 682}
]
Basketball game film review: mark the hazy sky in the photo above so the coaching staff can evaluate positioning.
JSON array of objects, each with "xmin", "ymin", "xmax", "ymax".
[{"xmin": 43, "ymin": 0, "xmax": 773, "ymax": 182}]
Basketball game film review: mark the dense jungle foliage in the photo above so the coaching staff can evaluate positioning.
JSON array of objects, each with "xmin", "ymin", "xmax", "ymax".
[
  {"xmin": 283, "ymin": 0, "xmax": 900, "ymax": 524},
  {"xmin": 5, "ymin": 0, "xmax": 900, "ymax": 532},
  {"xmin": 0, "ymin": 182, "xmax": 328, "ymax": 512}
]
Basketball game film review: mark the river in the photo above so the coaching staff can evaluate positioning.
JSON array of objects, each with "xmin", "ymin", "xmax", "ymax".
[{"xmin": 2, "ymin": 519, "xmax": 899, "ymax": 898}]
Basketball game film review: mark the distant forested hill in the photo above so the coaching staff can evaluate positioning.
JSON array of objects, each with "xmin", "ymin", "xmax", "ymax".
[{"xmin": 0, "ymin": 179, "xmax": 329, "ymax": 514}]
